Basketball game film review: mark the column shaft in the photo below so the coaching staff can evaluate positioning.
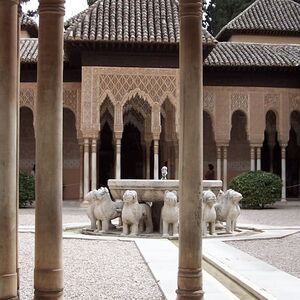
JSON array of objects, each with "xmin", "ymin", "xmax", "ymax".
[
  {"xmin": 223, "ymin": 147, "xmax": 228, "ymax": 191},
  {"xmin": 83, "ymin": 139, "xmax": 90, "ymax": 195},
  {"xmin": 177, "ymin": 1, "xmax": 204, "ymax": 299},
  {"xmin": 115, "ymin": 138, "xmax": 121, "ymax": 179},
  {"xmin": 256, "ymin": 147, "xmax": 261, "ymax": 171},
  {"xmin": 217, "ymin": 146, "xmax": 221, "ymax": 180},
  {"xmin": 154, "ymin": 140, "xmax": 159, "ymax": 180},
  {"xmin": 91, "ymin": 139, "xmax": 97, "ymax": 190},
  {"xmin": 281, "ymin": 146, "xmax": 287, "ymax": 202},
  {"xmin": 34, "ymin": 1, "xmax": 65, "ymax": 298},
  {"xmin": 146, "ymin": 142, "xmax": 151, "ymax": 179},
  {"xmin": 79, "ymin": 143, "xmax": 84, "ymax": 200},
  {"xmin": 0, "ymin": 1, "xmax": 18, "ymax": 298},
  {"xmin": 250, "ymin": 147, "xmax": 255, "ymax": 171}
]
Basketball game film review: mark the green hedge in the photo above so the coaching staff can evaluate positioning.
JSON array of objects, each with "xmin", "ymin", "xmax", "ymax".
[
  {"xmin": 19, "ymin": 171, "xmax": 35, "ymax": 208},
  {"xmin": 229, "ymin": 171, "xmax": 282, "ymax": 209}
]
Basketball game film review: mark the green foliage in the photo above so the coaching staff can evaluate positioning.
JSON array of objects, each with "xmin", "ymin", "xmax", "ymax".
[
  {"xmin": 204, "ymin": 0, "xmax": 255, "ymax": 36},
  {"xmin": 87, "ymin": 0, "xmax": 98, "ymax": 5},
  {"xmin": 229, "ymin": 171, "xmax": 282, "ymax": 209},
  {"xmin": 19, "ymin": 171, "xmax": 35, "ymax": 208}
]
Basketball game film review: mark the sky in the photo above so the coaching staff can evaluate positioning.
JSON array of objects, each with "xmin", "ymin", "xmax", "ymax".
[{"xmin": 22, "ymin": 0, "xmax": 88, "ymax": 21}]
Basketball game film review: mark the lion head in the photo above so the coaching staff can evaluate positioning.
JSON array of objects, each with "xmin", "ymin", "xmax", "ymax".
[
  {"xmin": 228, "ymin": 189, "xmax": 243, "ymax": 205},
  {"xmin": 203, "ymin": 190, "xmax": 216, "ymax": 208},
  {"xmin": 94, "ymin": 187, "xmax": 111, "ymax": 203},
  {"xmin": 123, "ymin": 190, "xmax": 138, "ymax": 204},
  {"xmin": 164, "ymin": 191, "xmax": 178, "ymax": 207},
  {"xmin": 84, "ymin": 189, "xmax": 98, "ymax": 203}
]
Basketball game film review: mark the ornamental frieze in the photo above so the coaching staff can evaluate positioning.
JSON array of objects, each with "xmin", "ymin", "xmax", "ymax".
[
  {"xmin": 231, "ymin": 93, "xmax": 249, "ymax": 114},
  {"xmin": 264, "ymin": 94, "xmax": 280, "ymax": 111}
]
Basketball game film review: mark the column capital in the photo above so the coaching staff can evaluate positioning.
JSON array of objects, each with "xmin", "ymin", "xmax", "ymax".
[
  {"xmin": 281, "ymin": 144, "xmax": 288, "ymax": 148},
  {"xmin": 114, "ymin": 131, "xmax": 123, "ymax": 141},
  {"xmin": 179, "ymin": 1, "xmax": 202, "ymax": 18},
  {"xmin": 39, "ymin": 0, "xmax": 65, "ymax": 16}
]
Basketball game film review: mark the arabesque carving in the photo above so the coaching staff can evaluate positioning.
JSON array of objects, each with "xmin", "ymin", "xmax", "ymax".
[
  {"xmin": 20, "ymin": 88, "xmax": 35, "ymax": 110},
  {"xmin": 231, "ymin": 93, "xmax": 249, "ymax": 113}
]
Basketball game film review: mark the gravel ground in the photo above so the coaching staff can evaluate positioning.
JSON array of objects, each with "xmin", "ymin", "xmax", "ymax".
[
  {"xmin": 19, "ymin": 233, "xmax": 164, "ymax": 300},
  {"xmin": 227, "ymin": 233, "xmax": 300, "ymax": 279},
  {"xmin": 239, "ymin": 201, "xmax": 300, "ymax": 226}
]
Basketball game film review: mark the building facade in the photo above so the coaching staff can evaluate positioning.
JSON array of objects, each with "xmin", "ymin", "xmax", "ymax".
[{"xmin": 19, "ymin": 0, "xmax": 300, "ymax": 200}]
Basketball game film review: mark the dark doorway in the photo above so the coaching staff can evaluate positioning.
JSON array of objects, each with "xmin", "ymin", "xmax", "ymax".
[
  {"xmin": 121, "ymin": 123, "xmax": 144, "ymax": 179},
  {"xmin": 98, "ymin": 122, "xmax": 115, "ymax": 187}
]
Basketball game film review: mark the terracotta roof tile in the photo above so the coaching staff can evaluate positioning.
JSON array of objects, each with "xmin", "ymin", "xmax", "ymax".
[
  {"xmin": 20, "ymin": 38, "xmax": 38, "ymax": 63},
  {"xmin": 64, "ymin": 0, "xmax": 216, "ymax": 45},
  {"xmin": 217, "ymin": 0, "xmax": 300, "ymax": 41},
  {"xmin": 205, "ymin": 42, "xmax": 300, "ymax": 68}
]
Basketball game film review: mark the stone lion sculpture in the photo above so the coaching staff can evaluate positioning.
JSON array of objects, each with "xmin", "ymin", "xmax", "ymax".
[
  {"xmin": 215, "ymin": 189, "xmax": 243, "ymax": 233},
  {"xmin": 161, "ymin": 190, "xmax": 179, "ymax": 238},
  {"xmin": 121, "ymin": 190, "xmax": 153, "ymax": 236},
  {"xmin": 86, "ymin": 187, "xmax": 123, "ymax": 233},
  {"xmin": 202, "ymin": 190, "xmax": 217, "ymax": 236}
]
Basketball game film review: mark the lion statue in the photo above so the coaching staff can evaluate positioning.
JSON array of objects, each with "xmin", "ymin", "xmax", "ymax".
[
  {"xmin": 161, "ymin": 191, "xmax": 179, "ymax": 238},
  {"xmin": 202, "ymin": 190, "xmax": 217, "ymax": 236},
  {"xmin": 121, "ymin": 190, "xmax": 153, "ymax": 236},
  {"xmin": 215, "ymin": 189, "xmax": 243, "ymax": 233},
  {"xmin": 86, "ymin": 187, "xmax": 123, "ymax": 233}
]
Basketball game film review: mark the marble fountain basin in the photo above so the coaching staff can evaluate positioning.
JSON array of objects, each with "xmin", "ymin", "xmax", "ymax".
[{"xmin": 108, "ymin": 179, "xmax": 223, "ymax": 202}]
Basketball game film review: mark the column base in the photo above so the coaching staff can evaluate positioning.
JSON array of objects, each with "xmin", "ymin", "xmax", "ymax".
[
  {"xmin": 176, "ymin": 289, "xmax": 204, "ymax": 300},
  {"xmin": 0, "ymin": 273, "xmax": 18, "ymax": 300},
  {"xmin": 34, "ymin": 290, "xmax": 63, "ymax": 300},
  {"xmin": 281, "ymin": 198, "xmax": 287, "ymax": 203}
]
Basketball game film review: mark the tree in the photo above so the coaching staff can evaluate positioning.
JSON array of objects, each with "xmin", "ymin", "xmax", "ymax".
[
  {"xmin": 20, "ymin": 0, "xmax": 38, "ymax": 17},
  {"xmin": 87, "ymin": 0, "xmax": 97, "ymax": 5},
  {"xmin": 204, "ymin": 0, "xmax": 255, "ymax": 36}
]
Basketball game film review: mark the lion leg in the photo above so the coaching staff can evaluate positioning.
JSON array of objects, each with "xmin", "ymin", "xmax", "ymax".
[
  {"xmin": 95, "ymin": 220, "xmax": 101, "ymax": 232},
  {"xmin": 87, "ymin": 206, "xmax": 96, "ymax": 230},
  {"xmin": 226, "ymin": 218, "xmax": 232, "ymax": 233},
  {"xmin": 130, "ymin": 223, "xmax": 139, "ymax": 236},
  {"xmin": 162, "ymin": 221, "xmax": 169, "ymax": 238},
  {"xmin": 102, "ymin": 220, "xmax": 110, "ymax": 233},
  {"xmin": 202, "ymin": 221, "xmax": 207, "ymax": 236},
  {"xmin": 173, "ymin": 222, "xmax": 179, "ymax": 237},
  {"xmin": 122, "ymin": 223, "xmax": 129, "ymax": 236},
  {"xmin": 233, "ymin": 219, "xmax": 237, "ymax": 231},
  {"xmin": 138, "ymin": 220, "xmax": 144, "ymax": 234},
  {"xmin": 210, "ymin": 221, "xmax": 216, "ymax": 235}
]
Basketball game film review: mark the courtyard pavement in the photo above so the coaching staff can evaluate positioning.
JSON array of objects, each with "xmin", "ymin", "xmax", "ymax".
[{"xmin": 18, "ymin": 200, "xmax": 300, "ymax": 299}]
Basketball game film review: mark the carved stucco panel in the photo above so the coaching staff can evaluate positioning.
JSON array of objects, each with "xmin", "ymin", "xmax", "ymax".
[
  {"xmin": 20, "ymin": 88, "xmax": 35, "ymax": 110},
  {"xmin": 264, "ymin": 94, "xmax": 280, "ymax": 112},
  {"xmin": 290, "ymin": 95, "xmax": 300, "ymax": 112},
  {"xmin": 231, "ymin": 93, "xmax": 249, "ymax": 114}
]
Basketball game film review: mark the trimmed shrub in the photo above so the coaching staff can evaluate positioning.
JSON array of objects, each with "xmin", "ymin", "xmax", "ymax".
[
  {"xmin": 229, "ymin": 171, "xmax": 282, "ymax": 209},
  {"xmin": 19, "ymin": 171, "xmax": 35, "ymax": 208}
]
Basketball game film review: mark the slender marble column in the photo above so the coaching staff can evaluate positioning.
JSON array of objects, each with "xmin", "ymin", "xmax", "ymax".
[
  {"xmin": 79, "ymin": 142, "xmax": 84, "ymax": 200},
  {"xmin": 223, "ymin": 147, "xmax": 228, "ymax": 191},
  {"xmin": 145, "ymin": 141, "xmax": 151, "ymax": 179},
  {"xmin": 256, "ymin": 147, "xmax": 261, "ymax": 171},
  {"xmin": 250, "ymin": 147, "xmax": 255, "ymax": 171},
  {"xmin": 83, "ymin": 138, "xmax": 90, "ymax": 196},
  {"xmin": 34, "ymin": 0, "xmax": 65, "ymax": 298},
  {"xmin": 281, "ymin": 146, "xmax": 287, "ymax": 202},
  {"xmin": 177, "ymin": 0, "xmax": 204, "ymax": 299},
  {"xmin": 91, "ymin": 139, "xmax": 97, "ymax": 190},
  {"xmin": 115, "ymin": 138, "xmax": 121, "ymax": 179},
  {"xmin": 153, "ymin": 140, "xmax": 159, "ymax": 180},
  {"xmin": 175, "ymin": 142, "xmax": 179, "ymax": 179},
  {"xmin": 0, "ymin": 1, "xmax": 18, "ymax": 298},
  {"xmin": 217, "ymin": 146, "xmax": 222, "ymax": 180}
]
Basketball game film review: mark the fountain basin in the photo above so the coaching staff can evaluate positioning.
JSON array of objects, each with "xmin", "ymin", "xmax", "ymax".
[{"xmin": 108, "ymin": 179, "xmax": 223, "ymax": 202}]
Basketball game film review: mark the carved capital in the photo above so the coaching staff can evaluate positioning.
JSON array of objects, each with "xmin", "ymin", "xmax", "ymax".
[
  {"xmin": 179, "ymin": 2, "xmax": 202, "ymax": 18},
  {"xmin": 39, "ymin": 0, "xmax": 65, "ymax": 16}
]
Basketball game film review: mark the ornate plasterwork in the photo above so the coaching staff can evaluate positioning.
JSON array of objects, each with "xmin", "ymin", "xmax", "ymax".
[
  {"xmin": 20, "ymin": 88, "xmax": 34, "ymax": 110},
  {"xmin": 264, "ymin": 94, "xmax": 280, "ymax": 111},
  {"xmin": 204, "ymin": 91, "xmax": 215, "ymax": 115},
  {"xmin": 290, "ymin": 95, "xmax": 300, "ymax": 112},
  {"xmin": 63, "ymin": 89, "xmax": 78, "ymax": 115},
  {"xmin": 231, "ymin": 93, "xmax": 249, "ymax": 114}
]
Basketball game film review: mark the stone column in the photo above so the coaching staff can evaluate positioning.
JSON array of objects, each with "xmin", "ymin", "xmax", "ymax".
[
  {"xmin": 34, "ymin": 0, "xmax": 65, "ymax": 299},
  {"xmin": 175, "ymin": 141, "xmax": 179, "ymax": 179},
  {"xmin": 217, "ymin": 146, "xmax": 222, "ymax": 180},
  {"xmin": 83, "ymin": 138, "xmax": 90, "ymax": 196},
  {"xmin": 250, "ymin": 147, "xmax": 255, "ymax": 171},
  {"xmin": 79, "ymin": 142, "xmax": 84, "ymax": 200},
  {"xmin": 0, "ymin": 0, "xmax": 18, "ymax": 298},
  {"xmin": 153, "ymin": 139, "xmax": 159, "ymax": 180},
  {"xmin": 177, "ymin": 0, "xmax": 204, "ymax": 299},
  {"xmin": 256, "ymin": 147, "xmax": 261, "ymax": 171},
  {"xmin": 145, "ymin": 140, "xmax": 151, "ymax": 179},
  {"xmin": 281, "ymin": 145, "xmax": 287, "ymax": 202},
  {"xmin": 223, "ymin": 147, "xmax": 228, "ymax": 191},
  {"xmin": 115, "ymin": 136, "xmax": 122, "ymax": 179},
  {"xmin": 91, "ymin": 139, "xmax": 97, "ymax": 190}
]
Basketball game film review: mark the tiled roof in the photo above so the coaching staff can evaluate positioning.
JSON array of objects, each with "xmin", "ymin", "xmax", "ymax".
[
  {"xmin": 21, "ymin": 14, "xmax": 38, "ymax": 38},
  {"xmin": 20, "ymin": 39, "xmax": 38, "ymax": 63},
  {"xmin": 205, "ymin": 42, "xmax": 300, "ymax": 68},
  {"xmin": 217, "ymin": 0, "xmax": 300, "ymax": 41},
  {"xmin": 64, "ymin": 0, "xmax": 217, "ymax": 45}
]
